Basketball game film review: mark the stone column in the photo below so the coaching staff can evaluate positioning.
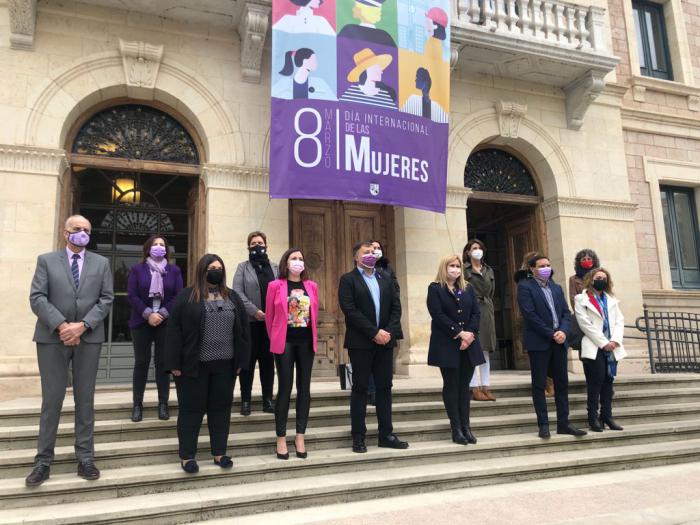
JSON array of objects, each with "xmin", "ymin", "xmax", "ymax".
[
  {"xmin": 0, "ymin": 146, "xmax": 68, "ymax": 400},
  {"xmin": 394, "ymin": 187, "xmax": 471, "ymax": 377}
]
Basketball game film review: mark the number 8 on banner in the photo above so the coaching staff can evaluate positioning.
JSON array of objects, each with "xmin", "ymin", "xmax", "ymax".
[{"xmin": 293, "ymin": 108, "xmax": 322, "ymax": 168}]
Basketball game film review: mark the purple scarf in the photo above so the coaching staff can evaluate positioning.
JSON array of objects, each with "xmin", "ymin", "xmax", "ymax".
[{"xmin": 146, "ymin": 257, "xmax": 167, "ymax": 298}]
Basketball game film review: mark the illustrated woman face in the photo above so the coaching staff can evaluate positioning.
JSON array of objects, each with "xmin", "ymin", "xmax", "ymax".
[
  {"xmin": 302, "ymin": 53, "xmax": 318, "ymax": 72},
  {"xmin": 366, "ymin": 63, "xmax": 383, "ymax": 83},
  {"xmin": 424, "ymin": 17, "xmax": 435, "ymax": 36},
  {"xmin": 308, "ymin": 0, "xmax": 322, "ymax": 8}
]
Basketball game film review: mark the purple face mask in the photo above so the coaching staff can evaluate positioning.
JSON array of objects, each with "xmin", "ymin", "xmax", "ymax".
[
  {"xmin": 68, "ymin": 230, "xmax": 90, "ymax": 247},
  {"xmin": 150, "ymin": 245, "xmax": 167, "ymax": 259},
  {"xmin": 536, "ymin": 267, "xmax": 552, "ymax": 280},
  {"xmin": 360, "ymin": 253, "xmax": 377, "ymax": 268}
]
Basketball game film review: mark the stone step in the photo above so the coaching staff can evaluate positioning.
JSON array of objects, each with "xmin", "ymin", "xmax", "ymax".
[
  {"xmin": 1, "ymin": 419, "xmax": 698, "ymax": 510},
  {"xmin": 2, "ymin": 437, "xmax": 700, "ymax": 524},
  {"xmin": 2, "ymin": 400, "xmax": 698, "ymax": 476},
  {"xmin": 2, "ymin": 375, "xmax": 698, "ymax": 427},
  {"xmin": 2, "ymin": 387, "xmax": 700, "ymax": 451}
]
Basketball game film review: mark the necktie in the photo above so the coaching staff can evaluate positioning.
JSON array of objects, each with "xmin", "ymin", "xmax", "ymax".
[{"xmin": 71, "ymin": 254, "xmax": 80, "ymax": 288}]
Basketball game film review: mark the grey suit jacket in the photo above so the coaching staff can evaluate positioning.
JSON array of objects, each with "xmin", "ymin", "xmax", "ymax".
[
  {"xmin": 29, "ymin": 249, "xmax": 114, "ymax": 344},
  {"xmin": 232, "ymin": 260, "xmax": 279, "ymax": 321}
]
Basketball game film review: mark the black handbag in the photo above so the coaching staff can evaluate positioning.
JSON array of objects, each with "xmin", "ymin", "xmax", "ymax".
[{"xmin": 567, "ymin": 318, "xmax": 584, "ymax": 351}]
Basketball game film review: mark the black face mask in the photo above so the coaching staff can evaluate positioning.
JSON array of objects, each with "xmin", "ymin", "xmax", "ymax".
[
  {"xmin": 249, "ymin": 245, "xmax": 268, "ymax": 262},
  {"xmin": 206, "ymin": 268, "xmax": 224, "ymax": 285},
  {"xmin": 593, "ymin": 279, "xmax": 607, "ymax": 292}
]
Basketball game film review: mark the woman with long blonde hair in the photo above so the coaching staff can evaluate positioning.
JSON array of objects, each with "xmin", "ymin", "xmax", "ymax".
[{"xmin": 427, "ymin": 255, "xmax": 485, "ymax": 445}]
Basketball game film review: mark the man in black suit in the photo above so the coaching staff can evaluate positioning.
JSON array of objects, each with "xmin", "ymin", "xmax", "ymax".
[
  {"xmin": 338, "ymin": 241, "xmax": 407, "ymax": 453},
  {"xmin": 517, "ymin": 253, "xmax": 586, "ymax": 439}
]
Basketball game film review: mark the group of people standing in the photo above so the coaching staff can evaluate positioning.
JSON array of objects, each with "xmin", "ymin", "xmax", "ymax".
[{"xmin": 24, "ymin": 214, "xmax": 627, "ymax": 487}]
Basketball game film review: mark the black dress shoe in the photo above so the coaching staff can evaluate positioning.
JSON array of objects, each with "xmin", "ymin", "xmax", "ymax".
[
  {"xmin": 181, "ymin": 460, "xmax": 199, "ymax": 474},
  {"xmin": 538, "ymin": 424, "xmax": 551, "ymax": 439},
  {"xmin": 262, "ymin": 398, "xmax": 274, "ymax": 413},
  {"xmin": 463, "ymin": 427, "xmax": 478, "ymax": 444},
  {"xmin": 214, "ymin": 455, "xmax": 233, "ymax": 468},
  {"xmin": 451, "ymin": 428, "xmax": 468, "ymax": 445},
  {"xmin": 589, "ymin": 417, "xmax": 603, "ymax": 432},
  {"xmin": 158, "ymin": 402, "xmax": 170, "ymax": 421},
  {"xmin": 378, "ymin": 434, "xmax": 409, "ymax": 449},
  {"xmin": 557, "ymin": 423, "xmax": 588, "ymax": 436},
  {"xmin": 240, "ymin": 401, "xmax": 251, "ymax": 416},
  {"xmin": 77, "ymin": 461, "xmax": 100, "ymax": 480},
  {"xmin": 602, "ymin": 417, "xmax": 623, "ymax": 431},
  {"xmin": 25, "ymin": 465, "xmax": 50, "ymax": 487},
  {"xmin": 131, "ymin": 402, "xmax": 143, "ymax": 423},
  {"xmin": 352, "ymin": 436, "xmax": 367, "ymax": 453}
]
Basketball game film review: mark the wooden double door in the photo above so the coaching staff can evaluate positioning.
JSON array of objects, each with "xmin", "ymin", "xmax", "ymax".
[{"xmin": 290, "ymin": 200, "xmax": 395, "ymax": 377}]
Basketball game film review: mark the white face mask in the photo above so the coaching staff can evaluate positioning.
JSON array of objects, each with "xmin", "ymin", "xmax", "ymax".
[
  {"xmin": 471, "ymin": 249, "xmax": 484, "ymax": 261},
  {"xmin": 373, "ymin": 249, "xmax": 383, "ymax": 259},
  {"xmin": 447, "ymin": 268, "xmax": 462, "ymax": 279}
]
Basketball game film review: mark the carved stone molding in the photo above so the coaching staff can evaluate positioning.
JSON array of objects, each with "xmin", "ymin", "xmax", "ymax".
[
  {"xmin": 688, "ymin": 95, "xmax": 700, "ymax": 112},
  {"xmin": 201, "ymin": 164, "xmax": 269, "ymax": 193},
  {"xmin": 446, "ymin": 186, "xmax": 473, "ymax": 209},
  {"xmin": 496, "ymin": 101, "xmax": 528, "ymax": 138},
  {"xmin": 0, "ymin": 145, "xmax": 68, "ymax": 177},
  {"xmin": 450, "ymin": 43, "xmax": 461, "ymax": 71},
  {"xmin": 119, "ymin": 39, "xmax": 164, "ymax": 90},
  {"xmin": 563, "ymin": 70, "xmax": 606, "ymax": 130},
  {"xmin": 238, "ymin": 2, "xmax": 271, "ymax": 83},
  {"xmin": 542, "ymin": 196, "xmax": 637, "ymax": 222},
  {"xmin": 633, "ymin": 85, "xmax": 646, "ymax": 103},
  {"xmin": 8, "ymin": 0, "xmax": 37, "ymax": 51}
]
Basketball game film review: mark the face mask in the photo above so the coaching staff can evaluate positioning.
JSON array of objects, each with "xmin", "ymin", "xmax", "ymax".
[
  {"xmin": 373, "ymin": 249, "xmax": 383, "ymax": 260},
  {"xmin": 67, "ymin": 230, "xmax": 90, "ymax": 247},
  {"xmin": 471, "ymin": 249, "xmax": 483, "ymax": 261},
  {"xmin": 249, "ymin": 245, "xmax": 267, "ymax": 259},
  {"xmin": 536, "ymin": 267, "xmax": 552, "ymax": 280},
  {"xmin": 447, "ymin": 268, "xmax": 461, "ymax": 279},
  {"xmin": 593, "ymin": 279, "xmax": 607, "ymax": 292},
  {"xmin": 150, "ymin": 245, "xmax": 166, "ymax": 259},
  {"xmin": 360, "ymin": 253, "xmax": 377, "ymax": 268},
  {"xmin": 206, "ymin": 268, "xmax": 224, "ymax": 285},
  {"xmin": 288, "ymin": 260, "xmax": 305, "ymax": 275},
  {"xmin": 580, "ymin": 259, "xmax": 594, "ymax": 270}
]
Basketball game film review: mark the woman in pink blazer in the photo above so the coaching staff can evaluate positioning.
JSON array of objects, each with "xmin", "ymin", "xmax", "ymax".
[{"xmin": 265, "ymin": 248, "xmax": 319, "ymax": 460}]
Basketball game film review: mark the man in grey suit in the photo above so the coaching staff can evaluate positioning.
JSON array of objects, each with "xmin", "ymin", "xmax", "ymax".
[
  {"xmin": 25, "ymin": 215, "xmax": 114, "ymax": 487},
  {"xmin": 232, "ymin": 231, "xmax": 279, "ymax": 415}
]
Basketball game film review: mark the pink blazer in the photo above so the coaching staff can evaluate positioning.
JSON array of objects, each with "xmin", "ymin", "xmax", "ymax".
[{"xmin": 265, "ymin": 278, "xmax": 319, "ymax": 355}]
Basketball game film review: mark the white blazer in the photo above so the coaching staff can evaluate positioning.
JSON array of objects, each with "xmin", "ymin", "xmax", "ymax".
[{"xmin": 574, "ymin": 291, "xmax": 628, "ymax": 362}]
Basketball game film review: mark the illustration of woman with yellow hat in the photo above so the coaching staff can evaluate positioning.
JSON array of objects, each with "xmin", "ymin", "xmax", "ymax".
[{"xmin": 339, "ymin": 48, "xmax": 397, "ymax": 109}]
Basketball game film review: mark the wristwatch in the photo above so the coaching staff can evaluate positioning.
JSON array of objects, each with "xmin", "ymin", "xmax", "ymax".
[{"xmin": 82, "ymin": 321, "xmax": 91, "ymax": 331}]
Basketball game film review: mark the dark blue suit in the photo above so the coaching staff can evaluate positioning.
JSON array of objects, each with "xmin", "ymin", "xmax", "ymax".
[{"xmin": 517, "ymin": 277, "xmax": 573, "ymax": 428}]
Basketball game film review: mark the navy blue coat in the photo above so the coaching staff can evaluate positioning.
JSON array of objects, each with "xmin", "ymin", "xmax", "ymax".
[
  {"xmin": 427, "ymin": 283, "xmax": 486, "ymax": 369},
  {"xmin": 516, "ymin": 277, "xmax": 572, "ymax": 352}
]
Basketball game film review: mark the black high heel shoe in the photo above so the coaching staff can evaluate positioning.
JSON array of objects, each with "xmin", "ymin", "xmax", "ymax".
[
  {"xmin": 181, "ymin": 460, "xmax": 199, "ymax": 474},
  {"xmin": 602, "ymin": 417, "xmax": 623, "ymax": 431},
  {"xmin": 276, "ymin": 450, "xmax": 289, "ymax": 460},
  {"xmin": 214, "ymin": 455, "xmax": 233, "ymax": 468}
]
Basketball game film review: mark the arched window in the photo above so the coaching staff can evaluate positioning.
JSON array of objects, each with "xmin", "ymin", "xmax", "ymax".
[
  {"xmin": 465, "ymin": 148, "xmax": 537, "ymax": 196},
  {"xmin": 72, "ymin": 104, "xmax": 199, "ymax": 164}
]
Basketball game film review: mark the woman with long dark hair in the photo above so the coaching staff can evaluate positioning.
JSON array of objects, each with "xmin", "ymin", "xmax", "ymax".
[
  {"xmin": 164, "ymin": 254, "xmax": 251, "ymax": 473},
  {"xmin": 127, "ymin": 235, "xmax": 183, "ymax": 422},
  {"xmin": 273, "ymin": 48, "xmax": 334, "ymax": 100},
  {"xmin": 265, "ymin": 248, "xmax": 319, "ymax": 460}
]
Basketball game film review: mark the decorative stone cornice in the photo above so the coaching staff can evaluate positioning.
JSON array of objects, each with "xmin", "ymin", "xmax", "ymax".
[
  {"xmin": 630, "ymin": 74, "xmax": 700, "ymax": 112},
  {"xmin": 0, "ymin": 145, "xmax": 68, "ymax": 177},
  {"xmin": 8, "ymin": 0, "xmax": 37, "ymax": 51},
  {"xmin": 201, "ymin": 164, "xmax": 269, "ymax": 192},
  {"xmin": 446, "ymin": 186, "xmax": 472, "ymax": 209},
  {"xmin": 119, "ymin": 39, "xmax": 164, "ymax": 91},
  {"xmin": 450, "ymin": 43, "xmax": 461, "ymax": 71},
  {"xmin": 563, "ymin": 70, "xmax": 606, "ymax": 130},
  {"xmin": 496, "ymin": 101, "xmax": 527, "ymax": 138},
  {"xmin": 621, "ymin": 108, "xmax": 700, "ymax": 139},
  {"xmin": 238, "ymin": 2, "xmax": 271, "ymax": 83},
  {"xmin": 542, "ymin": 197, "xmax": 637, "ymax": 222}
]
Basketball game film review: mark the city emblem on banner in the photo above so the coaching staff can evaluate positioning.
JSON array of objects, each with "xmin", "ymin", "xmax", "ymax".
[{"xmin": 269, "ymin": 0, "xmax": 451, "ymax": 213}]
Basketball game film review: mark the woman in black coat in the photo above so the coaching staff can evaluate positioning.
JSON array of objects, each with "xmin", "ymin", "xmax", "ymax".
[
  {"xmin": 164, "ymin": 254, "xmax": 251, "ymax": 473},
  {"xmin": 427, "ymin": 255, "xmax": 485, "ymax": 445}
]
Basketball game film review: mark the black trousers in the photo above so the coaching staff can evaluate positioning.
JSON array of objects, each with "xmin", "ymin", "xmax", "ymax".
[
  {"xmin": 239, "ymin": 321, "xmax": 275, "ymax": 403},
  {"xmin": 274, "ymin": 340, "xmax": 314, "ymax": 437},
  {"xmin": 439, "ymin": 351, "xmax": 476, "ymax": 430},
  {"xmin": 348, "ymin": 344, "xmax": 393, "ymax": 438},
  {"xmin": 131, "ymin": 323, "xmax": 170, "ymax": 403},
  {"xmin": 582, "ymin": 348, "xmax": 614, "ymax": 420},
  {"xmin": 528, "ymin": 343, "xmax": 570, "ymax": 427},
  {"xmin": 174, "ymin": 360, "xmax": 235, "ymax": 460}
]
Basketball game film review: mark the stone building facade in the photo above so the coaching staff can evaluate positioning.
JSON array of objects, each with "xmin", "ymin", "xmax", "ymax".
[{"xmin": 0, "ymin": 0, "xmax": 696, "ymax": 400}]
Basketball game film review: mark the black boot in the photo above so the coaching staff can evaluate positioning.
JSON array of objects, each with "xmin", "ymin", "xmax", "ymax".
[
  {"xmin": 158, "ymin": 401, "xmax": 170, "ymax": 421},
  {"xmin": 131, "ymin": 400, "xmax": 143, "ymax": 422},
  {"xmin": 262, "ymin": 397, "xmax": 274, "ymax": 414},
  {"xmin": 602, "ymin": 416, "xmax": 623, "ymax": 430},
  {"xmin": 240, "ymin": 401, "xmax": 251, "ymax": 416},
  {"xmin": 451, "ymin": 426, "xmax": 468, "ymax": 445},
  {"xmin": 589, "ymin": 415, "xmax": 603, "ymax": 432},
  {"xmin": 462, "ymin": 427, "xmax": 477, "ymax": 444}
]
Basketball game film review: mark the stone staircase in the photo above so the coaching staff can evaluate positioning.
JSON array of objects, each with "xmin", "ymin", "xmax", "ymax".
[{"xmin": 0, "ymin": 375, "xmax": 699, "ymax": 524}]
